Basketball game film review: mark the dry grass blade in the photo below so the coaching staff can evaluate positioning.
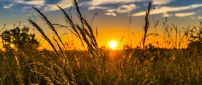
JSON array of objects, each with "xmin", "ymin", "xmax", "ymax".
[
  {"xmin": 83, "ymin": 19, "xmax": 98, "ymax": 49},
  {"xmin": 73, "ymin": 0, "xmax": 98, "ymax": 49},
  {"xmin": 28, "ymin": 19, "xmax": 58, "ymax": 55},
  {"xmin": 57, "ymin": 3, "xmax": 98, "ymax": 55},
  {"xmin": 76, "ymin": 25, "xmax": 95, "ymax": 51},
  {"xmin": 142, "ymin": 2, "xmax": 152, "ymax": 49},
  {"xmin": 56, "ymin": 5, "xmax": 85, "ymax": 47},
  {"xmin": 32, "ymin": 7, "xmax": 65, "ymax": 47},
  {"xmin": 31, "ymin": 70, "xmax": 55, "ymax": 85},
  {"xmin": 53, "ymin": 37, "xmax": 65, "ymax": 56},
  {"xmin": 73, "ymin": 0, "xmax": 85, "ymax": 28}
]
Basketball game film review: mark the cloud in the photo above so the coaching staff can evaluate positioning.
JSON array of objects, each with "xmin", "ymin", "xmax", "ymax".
[
  {"xmin": 43, "ymin": 0, "xmax": 73, "ymax": 12},
  {"xmin": 16, "ymin": 0, "xmax": 73, "ymax": 12},
  {"xmin": 105, "ymin": 9, "xmax": 117, "ymax": 16},
  {"xmin": 2, "ymin": 0, "xmax": 73, "ymax": 12},
  {"xmin": 14, "ymin": 0, "xmax": 45, "ymax": 7},
  {"xmin": 117, "ymin": 4, "xmax": 136, "ymax": 13},
  {"xmin": 85, "ymin": 0, "xmax": 172, "ymax": 9},
  {"xmin": 87, "ymin": 0, "xmax": 136, "ymax": 6},
  {"xmin": 132, "ymin": 4, "xmax": 202, "ymax": 17},
  {"xmin": 88, "ymin": 6, "xmax": 108, "ymax": 10},
  {"xmin": 105, "ymin": 12, "xmax": 117, "ymax": 16},
  {"xmin": 152, "ymin": 0, "xmax": 173, "ymax": 5},
  {"xmin": 2, "ymin": 0, "xmax": 45, "ymax": 9},
  {"xmin": 84, "ymin": 0, "xmax": 171, "ymax": 16},
  {"xmin": 175, "ymin": 12, "xmax": 196, "ymax": 17},
  {"xmin": 83, "ymin": 0, "xmax": 138, "ymax": 16},
  {"xmin": 103, "ymin": 4, "xmax": 136, "ymax": 16},
  {"xmin": 3, "ymin": 4, "xmax": 14, "ymax": 9}
]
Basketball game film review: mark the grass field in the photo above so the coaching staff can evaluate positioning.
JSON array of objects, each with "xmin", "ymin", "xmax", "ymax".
[{"xmin": 0, "ymin": 0, "xmax": 202, "ymax": 85}]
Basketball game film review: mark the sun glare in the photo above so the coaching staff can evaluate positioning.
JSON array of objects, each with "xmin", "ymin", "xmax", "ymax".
[{"xmin": 108, "ymin": 40, "xmax": 118, "ymax": 50}]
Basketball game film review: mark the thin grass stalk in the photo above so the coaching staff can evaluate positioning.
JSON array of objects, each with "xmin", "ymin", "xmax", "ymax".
[
  {"xmin": 172, "ymin": 24, "xmax": 178, "ymax": 48},
  {"xmin": 32, "ymin": 7, "xmax": 65, "ymax": 47},
  {"xmin": 28, "ymin": 19, "xmax": 58, "ymax": 55},
  {"xmin": 128, "ymin": 10, "xmax": 133, "ymax": 47},
  {"xmin": 52, "ymin": 36, "xmax": 71, "ymax": 65},
  {"xmin": 28, "ymin": 62, "xmax": 67, "ymax": 84},
  {"xmin": 91, "ymin": 13, "xmax": 98, "ymax": 25},
  {"xmin": 83, "ymin": 20, "xmax": 98, "ymax": 49},
  {"xmin": 28, "ymin": 19, "xmax": 76, "ymax": 82},
  {"xmin": 52, "ymin": 38, "xmax": 77, "ymax": 85},
  {"xmin": 73, "ymin": 0, "xmax": 98, "ymax": 50},
  {"xmin": 52, "ymin": 24, "xmax": 80, "ymax": 38},
  {"xmin": 142, "ymin": 2, "xmax": 152, "ymax": 49},
  {"xmin": 53, "ymin": 37, "xmax": 64, "ymax": 55},
  {"xmin": 30, "ymin": 8, "xmax": 77, "ymax": 84},
  {"xmin": 31, "ymin": 70, "xmax": 55, "ymax": 85},
  {"xmin": 36, "ymin": 55, "xmax": 70, "ymax": 83},
  {"xmin": 14, "ymin": 55, "xmax": 24, "ymax": 85},
  {"xmin": 56, "ymin": 5, "xmax": 85, "ymax": 47},
  {"xmin": 76, "ymin": 25, "xmax": 95, "ymax": 52},
  {"xmin": 57, "ymin": 4, "xmax": 98, "ymax": 55},
  {"xmin": 73, "ymin": 0, "xmax": 85, "ymax": 28},
  {"xmin": 164, "ymin": 25, "xmax": 174, "ymax": 44}
]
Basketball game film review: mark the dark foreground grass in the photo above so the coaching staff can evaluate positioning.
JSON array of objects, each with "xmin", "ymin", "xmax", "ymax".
[
  {"xmin": 1, "ymin": 0, "xmax": 202, "ymax": 85},
  {"xmin": 1, "ymin": 49, "xmax": 202, "ymax": 85}
]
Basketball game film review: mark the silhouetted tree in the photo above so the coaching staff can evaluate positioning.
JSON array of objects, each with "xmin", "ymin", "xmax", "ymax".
[
  {"xmin": 187, "ymin": 23, "xmax": 202, "ymax": 56},
  {"xmin": 1, "ymin": 26, "xmax": 39, "ymax": 51}
]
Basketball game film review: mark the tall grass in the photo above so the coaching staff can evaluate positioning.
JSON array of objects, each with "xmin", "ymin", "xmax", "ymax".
[
  {"xmin": 142, "ymin": 2, "xmax": 152, "ymax": 49},
  {"xmin": 1, "ymin": 1, "xmax": 202, "ymax": 85}
]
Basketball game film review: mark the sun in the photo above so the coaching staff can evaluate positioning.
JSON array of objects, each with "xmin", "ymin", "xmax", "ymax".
[{"xmin": 108, "ymin": 40, "xmax": 118, "ymax": 50}]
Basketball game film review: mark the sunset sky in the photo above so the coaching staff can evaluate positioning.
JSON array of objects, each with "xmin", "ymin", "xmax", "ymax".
[{"xmin": 1, "ymin": 0, "xmax": 202, "ymax": 49}]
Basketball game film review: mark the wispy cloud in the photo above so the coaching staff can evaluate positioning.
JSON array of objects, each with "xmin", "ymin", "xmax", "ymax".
[
  {"xmin": 117, "ymin": 4, "xmax": 136, "ymax": 13},
  {"xmin": 103, "ymin": 4, "xmax": 136, "ymax": 16},
  {"xmin": 2, "ymin": 0, "xmax": 73, "ymax": 12},
  {"xmin": 2, "ymin": 0, "xmax": 45, "ymax": 9},
  {"xmin": 84, "ymin": 0, "xmax": 172, "ymax": 16},
  {"xmin": 3, "ymin": 0, "xmax": 174, "ymax": 13},
  {"xmin": 14, "ymin": 0, "xmax": 45, "ymax": 7},
  {"xmin": 105, "ymin": 9, "xmax": 117, "ymax": 16},
  {"xmin": 152, "ymin": 0, "xmax": 173, "ymax": 5},
  {"xmin": 175, "ymin": 12, "xmax": 196, "ymax": 17},
  {"xmin": 105, "ymin": 12, "xmax": 117, "ymax": 16},
  {"xmin": 3, "ymin": 3, "xmax": 14, "ymax": 9},
  {"xmin": 86, "ymin": 0, "xmax": 172, "ymax": 6},
  {"xmin": 43, "ymin": 0, "xmax": 73, "ymax": 12},
  {"xmin": 82, "ymin": 0, "xmax": 138, "ymax": 11},
  {"xmin": 88, "ymin": 6, "xmax": 108, "ymax": 10},
  {"xmin": 132, "ymin": 4, "xmax": 202, "ymax": 17},
  {"xmin": 87, "ymin": 0, "xmax": 135, "ymax": 6}
]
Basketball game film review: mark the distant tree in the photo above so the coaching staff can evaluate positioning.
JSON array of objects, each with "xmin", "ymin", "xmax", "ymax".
[
  {"xmin": 187, "ymin": 23, "xmax": 202, "ymax": 55},
  {"xmin": 1, "ymin": 26, "xmax": 39, "ymax": 51}
]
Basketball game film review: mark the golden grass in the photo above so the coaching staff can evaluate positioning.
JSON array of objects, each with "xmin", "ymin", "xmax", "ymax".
[{"xmin": 1, "ymin": 1, "xmax": 202, "ymax": 85}]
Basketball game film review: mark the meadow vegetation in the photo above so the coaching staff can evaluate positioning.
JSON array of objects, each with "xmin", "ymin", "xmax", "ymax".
[{"xmin": 0, "ymin": 0, "xmax": 202, "ymax": 85}]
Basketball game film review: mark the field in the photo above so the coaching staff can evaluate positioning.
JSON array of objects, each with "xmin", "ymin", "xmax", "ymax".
[{"xmin": 0, "ymin": 0, "xmax": 202, "ymax": 85}]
